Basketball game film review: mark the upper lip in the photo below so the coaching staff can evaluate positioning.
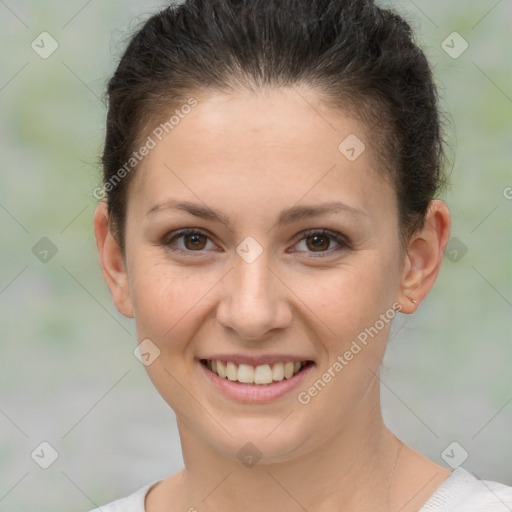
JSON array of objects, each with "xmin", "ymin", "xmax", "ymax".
[{"xmin": 198, "ymin": 354, "xmax": 315, "ymax": 366}]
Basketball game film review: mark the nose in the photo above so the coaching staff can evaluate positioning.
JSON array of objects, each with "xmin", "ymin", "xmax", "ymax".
[{"xmin": 216, "ymin": 253, "xmax": 293, "ymax": 340}]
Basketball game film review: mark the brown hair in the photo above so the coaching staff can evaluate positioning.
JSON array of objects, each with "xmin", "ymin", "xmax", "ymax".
[{"xmin": 101, "ymin": 0, "xmax": 446, "ymax": 253}]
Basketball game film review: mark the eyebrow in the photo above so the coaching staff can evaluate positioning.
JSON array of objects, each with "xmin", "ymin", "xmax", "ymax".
[{"xmin": 145, "ymin": 199, "xmax": 365, "ymax": 227}]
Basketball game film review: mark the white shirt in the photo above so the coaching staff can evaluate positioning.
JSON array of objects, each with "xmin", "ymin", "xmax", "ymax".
[{"xmin": 89, "ymin": 468, "xmax": 512, "ymax": 512}]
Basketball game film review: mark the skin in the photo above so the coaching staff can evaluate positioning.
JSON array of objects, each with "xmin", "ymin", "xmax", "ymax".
[{"xmin": 94, "ymin": 86, "xmax": 451, "ymax": 512}]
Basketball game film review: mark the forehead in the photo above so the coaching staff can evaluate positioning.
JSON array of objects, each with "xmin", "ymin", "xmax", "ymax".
[{"xmin": 128, "ymin": 86, "xmax": 396, "ymax": 223}]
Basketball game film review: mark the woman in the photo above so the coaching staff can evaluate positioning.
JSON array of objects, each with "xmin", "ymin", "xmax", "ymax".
[{"xmin": 91, "ymin": 0, "xmax": 512, "ymax": 510}]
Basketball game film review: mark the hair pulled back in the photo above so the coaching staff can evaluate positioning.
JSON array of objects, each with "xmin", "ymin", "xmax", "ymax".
[{"xmin": 101, "ymin": 0, "xmax": 445, "ymax": 253}]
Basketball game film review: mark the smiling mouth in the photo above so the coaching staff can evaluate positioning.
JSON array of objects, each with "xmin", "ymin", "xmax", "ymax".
[{"xmin": 200, "ymin": 359, "xmax": 315, "ymax": 385}]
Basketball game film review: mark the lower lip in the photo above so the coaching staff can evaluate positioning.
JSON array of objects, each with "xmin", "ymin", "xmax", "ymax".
[{"xmin": 197, "ymin": 360, "xmax": 315, "ymax": 403}]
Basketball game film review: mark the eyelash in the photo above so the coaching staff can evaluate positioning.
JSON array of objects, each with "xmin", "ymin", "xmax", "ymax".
[{"xmin": 161, "ymin": 228, "xmax": 351, "ymax": 258}]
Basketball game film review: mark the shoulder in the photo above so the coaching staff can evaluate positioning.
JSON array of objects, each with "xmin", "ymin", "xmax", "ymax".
[
  {"xmin": 421, "ymin": 468, "xmax": 512, "ymax": 512},
  {"xmin": 87, "ymin": 481, "xmax": 158, "ymax": 512}
]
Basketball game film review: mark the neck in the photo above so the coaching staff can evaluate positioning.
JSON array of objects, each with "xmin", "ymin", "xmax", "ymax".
[{"xmin": 173, "ymin": 383, "xmax": 402, "ymax": 512}]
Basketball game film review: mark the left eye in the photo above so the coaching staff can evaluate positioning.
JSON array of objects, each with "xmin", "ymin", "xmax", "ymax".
[{"xmin": 292, "ymin": 229, "xmax": 349, "ymax": 255}]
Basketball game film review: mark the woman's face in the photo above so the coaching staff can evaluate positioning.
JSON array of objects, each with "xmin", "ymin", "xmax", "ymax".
[{"xmin": 116, "ymin": 87, "xmax": 409, "ymax": 462}]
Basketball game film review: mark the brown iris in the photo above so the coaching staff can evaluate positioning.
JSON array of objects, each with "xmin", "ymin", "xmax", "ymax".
[
  {"xmin": 184, "ymin": 233, "xmax": 207, "ymax": 250},
  {"xmin": 306, "ymin": 234, "xmax": 330, "ymax": 252}
]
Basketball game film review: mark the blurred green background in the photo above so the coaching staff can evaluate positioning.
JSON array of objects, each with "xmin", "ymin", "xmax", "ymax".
[{"xmin": 0, "ymin": 0, "xmax": 510, "ymax": 510}]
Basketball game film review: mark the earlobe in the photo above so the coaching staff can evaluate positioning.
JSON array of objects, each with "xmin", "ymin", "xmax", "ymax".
[
  {"xmin": 93, "ymin": 202, "xmax": 134, "ymax": 318},
  {"xmin": 398, "ymin": 200, "xmax": 451, "ymax": 314}
]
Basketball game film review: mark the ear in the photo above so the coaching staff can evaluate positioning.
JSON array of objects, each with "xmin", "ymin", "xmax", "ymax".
[
  {"xmin": 93, "ymin": 202, "xmax": 134, "ymax": 318},
  {"xmin": 398, "ymin": 200, "xmax": 451, "ymax": 314}
]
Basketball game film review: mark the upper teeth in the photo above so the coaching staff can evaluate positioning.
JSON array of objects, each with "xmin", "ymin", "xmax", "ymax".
[{"xmin": 205, "ymin": 360, "xmax": 306, "ymax": 385}]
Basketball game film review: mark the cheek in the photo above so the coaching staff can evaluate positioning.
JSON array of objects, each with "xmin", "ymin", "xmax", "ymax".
[
  {"xmin": 128, "ymin": 261, "xmax": 216, "ymax": 407},
  {"xmin": 292, "ymin": 253, "xmax": 400, "ymax": 343},
  {"xmin": 291, "ymin": 256, "xmax": 399, "ymax": 431},
  {"xmin": 128, "ymin": 257, "xmax": 208, "ymax": 346}
]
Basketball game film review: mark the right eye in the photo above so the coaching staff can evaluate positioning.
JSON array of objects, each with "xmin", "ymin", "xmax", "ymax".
[{"xmin": 162, "ymin": 228, "xmax": 217, "ymax": 255}]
